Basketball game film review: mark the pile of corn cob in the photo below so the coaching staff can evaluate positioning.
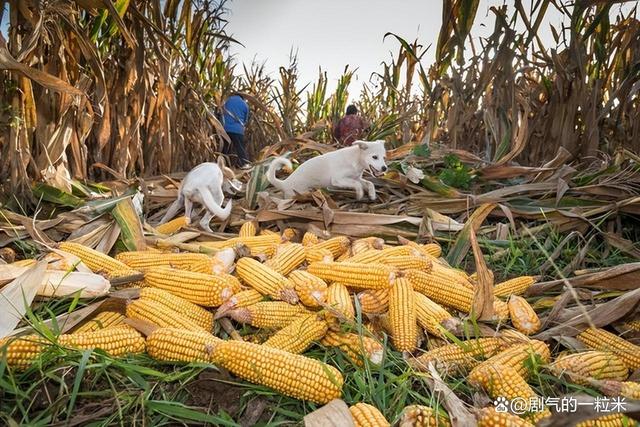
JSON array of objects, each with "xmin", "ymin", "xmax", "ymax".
[{"xmin": 1, "ymin": 216, "xmax": 639, "ymax": 426}]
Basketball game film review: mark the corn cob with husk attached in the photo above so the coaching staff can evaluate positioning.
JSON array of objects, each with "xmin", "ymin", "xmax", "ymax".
[
  {"xmin": 155, "ymin": 216, "xmax": 189, "ymax": 235},
  {"xmin": 399, "ymin": 405, "xmax": 451, "ymax": 427},
  {"xmin": 326, "ymin": 283, "xmax": 355, "ymax": 325},
  {"xmin": 548, "ymin": 351, "xmax": 629, "ymax": 385},
  {"xmin": 414, "ymin": 292, "xmax": 462, "ymax": 338},
  {"xmin": 476, "ymin": 407, "xmax": 533, "ymax": 427},
  {"xmin": 239, "ymin": 221, "xmax": 257, "ymax": 237},
  {"xmin": 235, "ymin": 257, "xmax": 299, "ymax": 304},
  {"xmin": 288, "ymin": 270, "xmax": 328, "ymax": 308},
  {"xmin": 263, "ymin": 313, "xmax": 329, "ymax": 354},
  {"xmin": 407, "ymin": 338, "xmax": 505, "ymax": 374},
  {"xmin": 493, "ymin": 276, "xmax": 536, "ymax": 298},
  {"xmin": 349, "ymin": 403, "xmax": 390, "ymax": 427},
  {"xmin": 226, "ymin": 301, "xmax": 309, "ymax": 329},
  {"xmin": 57, "ymin": 242, "xmax": 141, "ymax": 280},
  {"xmin": 211, "ymin": 340, "xmax": 344, "ymax": 404},
  {"xmin": 307, "ymin": 261, "xmax": 396, "ymax": 290},
  {"xmin": 312, "ymin": 236, "xmax": 350, "ymax": 258},
  {"xmin": 264, "ymin": 243, "xmax": 306, "ymax": 275},
  {"xmin": 115, "ymin": 251, "xmax": 216, "ymax": 274},
  {"xmin": 146, "ymin": 327, "xmax": 221, "ymax": 363},
  {"xmin": 478, "ymin": 340, "xmax": 550, "ymax": 379},
  {"xmin": 577, "ymin": 327, "xmax": 640, "ymax": 370},
  {"xmin": 139, "ymin": 287, "xmax": 214, "ymax": 330},
  {"xmin": 357, "ymin": 289, "xmax": 389, "ymax": 314},
  {"xmin": 214, "ymin": 289, "xmax": 265, "ymax": 319},
  {"xmin": 508, "ymin": 295, "xmax": 541, "ymax": 335},
  {"xmin": 388, "ymin": 277, "xmax": 418, "ymax": 352},
  {"xmin": 381, "ymin": 255, "xmax": 432, "ymax": 271},
  {"xmin": 302, "ymin": 232, "xmax": 319, "ymax": 247},
  {"xmin": 321, "ymin": 331, "xmax": 384, "ymax": 366},
  {"xmin": 126, "ymin": 299, "xmax": 207, "ymax": 332},
  {"xmin": 73, "ymin": 311, "xmax": 126, "ymax": 334},
  {"xmin": 305, "ymin": 247, "xmax": 334, "ymax": 264},
  {"xmin": 144, "ymin": 267, "xmax": 240, "ymax": 307}
]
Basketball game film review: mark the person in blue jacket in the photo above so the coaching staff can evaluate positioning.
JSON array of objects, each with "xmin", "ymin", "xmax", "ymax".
[{"xmin": 221, "ymin": 92, "xmax": 251, "ymax": 168}]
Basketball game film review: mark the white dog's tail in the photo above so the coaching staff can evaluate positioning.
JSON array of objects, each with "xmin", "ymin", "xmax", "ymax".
[
  {"xmin": 200, "ymin": 190, "xmax": 233, "ymax": 221},
  {"xmin": 266, "ymin": 157, "xmax": 292, "ymax": 192}
]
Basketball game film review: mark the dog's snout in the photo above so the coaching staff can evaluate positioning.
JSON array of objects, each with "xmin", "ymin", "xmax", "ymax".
[{"xmin": 381, "ymin": 165, "xmax": 388, "ymax": 172}]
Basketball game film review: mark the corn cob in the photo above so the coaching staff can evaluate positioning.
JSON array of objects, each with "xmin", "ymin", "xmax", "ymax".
[
  {"xmin": 576, "ymin": 414, "xmax": 631, "ymax": 427},
  {"xmin": 57, "ymin": 242, "xmax": 140, "ymax": 279},
  {"xmin": 264, "ymin": 243, "xmax": 306, "ymax": 275},
  {"xmin": 236, "ymin": 257, "xmax": 298, "ymax": 304},
  {"xmin": 302, "ymin": 232, "xmax": 319, "ymax": 246},
  {"xmin": 214, "ymin": 289, "xmax": 265, "ymax": 319},
  {"xmin": 351, "ymin": 239, "xmax": 377, "ymax": 256},
  {"xmin": 263, "ymin": 313, "xmax": 329, "ymax": 354},
  {"xmin": 58, "ymin": 325, "xmax": 146, "ymax": 356},
  {"xmin": 211, "ymin": 340, "xmax": 343, "ymax": 404},
  {"xmin": 405, "ymin": 268, "xmax": 475, "ymax": 312},
  {"xmin": 414, "ymin": 292, "xmax": 462, "ymax": 337},
  {"xmin": 476, "ymin": 407, "xmax": 533, "ymax": 427},
  {"xmin": 349, "ymin": 403, "xmax": 390, "ymax": 427},
  {"xmin": 144, "ymin": 267, "xmax": 240, "ymax": 307},
  {"xmin": 426, "ymin": 337, "xmax": 449, "ymax": 351},
  {"xmin": 381, "ymin": 255, "xmax": 432, "ymax": 271},
  {"xmin": 388, "ymin": 277, "xmax": 417, "ymax": 352},
  {"xmin": 305, "ymin": 247, "xmax": 334, "ymax": 264},
  {"xmin": 259, "ymin": 229, "xmax": 279, "ymax": 236},
  {"xmin": 321, "ymin": 331, "xmax": 384, "ymax": 366},
  {"xmin": 282, "ymin": 228, "xmax": 297, "ymax": 241},
  {"xmin": 479, "ymin": 340, "xmax": 550, "ymax": 379},
  {"xmin": 115, "ymin": 251, "xmax": 214, "ymax": 274},
  {"xmin": 549, "ymin": 351, "xmax": 629, "ymax": 385},
  {"xmin": 577, "ymin": 327, "xmax": 640, "ymax": 370},
  {"xmin": 493, "ymin": 276, "xmax": 536, "ymax": 298},
  {"xmin": 307, "ymin": 262, "xmax": 396, "ymax": 289},
  {"xmin": 239, "ymin": 221, "xmax": 257, "ymax": 237},
  {"xmin": 399, "ymin": 405, "xmax": 451, "ymax": 427},
  {"xmin": 408, "ymin": 338, "xmax": 505, "ymax": 374},
  {"xmin": 227, "ymin": 301, "xmax": 308, "ymax": 329},
  {"xmin": 0, "ymin": 334, "xmax": 47, "ymax": 369},
  {"xmin": 289, "ymin": 270, "xmax": 328, "ymax": 308},
  {"xmin": 146, "ymin": 327, "xmax": 220, "ymax": 363},
  {"xmin": 592, "ymin": 380, "xmax": 640, "ymax": 399},
  {"xmin": 313, "ymin": 236, "xmax": 350, "ymax": 258},
  {"xmin": 139, "ymin": 287, "xmax": 213, "ymax": 330},
  {"xmin": 508, "ymin": 296, "xmax": 541, "ymax": 335},
  {"xmin": 73, "ymin": 311, "xmax": 126, "ymax": 334},
  {"xmin": 419, "ymin": 243, "xmax": 442, "ymax": 258},
  {"xmin": 468, "ymin": 364, "xmax": 550, "ymax": 423},
  {"xmin": 347, "ymin": 249, "xmax": 384, "ymax": 264},
  {"xmin": 622, "ymin": 319, "xmax": 640, "ymax": 332},
  {"xmin": 326, "ymin": 283, "xmax": 355, "ymax": 324},
  {"xmin": 155, "ymin": 216, "xmax": 189, "ymax": 235},
  {"xmin": 357, "ymin": 289, "xmax": 389, "ymax": 314},
  {"xmin": 202, "ymin": 235, "xmax": 281, "ymax": 257},
  {"xmin": 126, "ymin": 299, "xmax": 207, "ymax": 331}
]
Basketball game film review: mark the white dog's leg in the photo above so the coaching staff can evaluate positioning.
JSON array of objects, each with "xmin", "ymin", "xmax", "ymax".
[
  {"xmin": 331, "ymin": 177, "xmax": 364, "ymax": 200},
  {"xmin": 160, "ymin": 198, "xmax": 182, "ymax": 224},
  {"xmin": 199, "ymin": 211, "xmax": 214, "ymax": 233},
  {"xmin": 184, "ymin": 197, "xmax": 194, "ymax": 225},
  {"xmin": 360, "ymin": 178, "xmax": 376, "ymax": 201}
]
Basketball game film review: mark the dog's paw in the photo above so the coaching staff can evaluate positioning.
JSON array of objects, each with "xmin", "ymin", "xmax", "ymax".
[{"xmin": 368, "ymin": 193, "xmax": 376, "ymax": 201}]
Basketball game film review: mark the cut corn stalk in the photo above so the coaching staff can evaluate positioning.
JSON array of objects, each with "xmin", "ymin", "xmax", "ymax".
[
  {"xmin": 263, "ymin": 313, "xmax": 328, "ymax": 354},
  {"xmin": 308, "ymin": 261, "xmax": 396, "ymax": 289},
  {"xmin": 508, "ymin": 295, "xmax": 541, "ymax": 335},
  {"xmin": 289, "ymin": 270, "xmax": 328, "ymax": 308},
  {"xmin": 349, "ymin": 403, "xmax": 390, "ymax": 427},
  {"xmin": 577, "ymin": 328, "xmax": 640, "ymax": 370},
  {"xmin": 549, "ymin": 351, "xmax": 629, "ymax": 385},
  {"xmin": 321, "ymin": 331, "xmax": 384, "ymax": 366},
  {"xmin": 139, "ymin": 287, "xmax": 214, "ymax": 330},
  {"xmin": 236, "ymin": 257, "xmax": 298, "ymax": 304},
  {"xmin": 146, "ymin": 327, "xmax": 220, "ymax": 363},
  {"xmin": 388, "ymin": 277, "xmax": 417, "ymax": 352},
  {"xmin": 226, "ymin": 301, "xmax": 308, "ymax": 329}
]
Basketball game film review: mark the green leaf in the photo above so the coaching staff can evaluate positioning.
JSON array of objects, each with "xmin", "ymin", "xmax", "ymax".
[
  {"xmin": 32, "ymin": 183, "xmax": 83, "ymax": 208},
  {"xmin": 67, "ymin": 349, "xmax": 92, "ymax": 419},
  {"xmin": 412, "ymin": 144, "xmax": 431, "ymax": 158},
  {"xmin": 147, "ymin": 400, "xmax": 238, "ymax": 426}
]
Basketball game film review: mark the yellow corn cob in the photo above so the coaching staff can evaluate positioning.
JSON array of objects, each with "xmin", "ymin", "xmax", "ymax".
[
  {"xmin": 259, "ymin": 229, "xmax": 279, "ymax": 236},
  {"xmin": 236, "ymin": 257, "xmax": 298, "ymax": 304},
  {"xmin": 594, "ymin": 380, "xmax": 640, "ymax": 399},
  {"xmin": 313, "ymin": 236, "xmax": 351, "ymax": 258},
  {"xmin": 239, "ymin": 221, "xmax": 257, "ymax": 237},
  {"xmin": 349, "ymin": 403, "xmax": 390, "ymax": 427},
  {"xmin": 388, "ymin": 277, "xmax": 417, "ymax": 352},
  {"xmin": 202, "ymin": 235, "xmax": 281, "ymax": 257},
  {"xmin": 381, "ymin": 256, "xmax": 432, "ymax": 271},
  {"xmin": 493, "ymin": 276, "xmax": 536, "ymax": 298},
  {"xmin": 73, "ymin": 311, "xmax": 126, "ymax": 334},
  {"xmin": 264, "ymin": 243, "xmax": 306, "ymax": 275},
  {"xmin": 57, "ymin": 242, "xmax": 140, "ymax": 279},
  {"xmin": 326, "ymin": 283, "xmax": 355, "ymax": 324},
  {"xmin": 351, "ymin": 239, "xmax": 375, "ymax": 256},
  {"xmin": 115, "ymin": 251, "xmax": 215, "ymax": 274},
  {"xmin": 622, "ymin": 319, "xmax": 640, "ymax": 332},
  {"xmin": 211, "ymin": 340, "xmax": 344, "ymax": 404},
  {"xmin": 305, "ymin": 247, "xmax": 334, "ymax": 264},
  {"xmin": 214, "ymin": 289, "xmax": 265, "ymax": 319},
  {"xmin": 144, "ymin": 267, "xmax": 240, "ymax": 307},
  {"xmin": 58, "ymin": 325, "xmax": 146, "ymax": 356},
  {"xmin": 281, "ymin": 228, "xmax": 297, "ymax": 241},
  {"xmin": 227, "ymin": 301, "xmax": 308, "ymax": 329},
  {"xmin": 477, "ymin": 340, "xmax": 550, "ymax": 380},
  {"xmin": 302, "ymin": 232, "xmax": 319, "ymax": 247},
  {"xmin": 426, "ymin": 337, "xmax": 449, "ymax": 351},
  {"xmin": 420, "ymin": 243, "xmax": 442, "ymax": 258},
  {"xmin": 407, "ymin": 338, "xmax": 505, "ymax": 374},
  {"xmin": 577, "ymin": 327, "xmax": 640, "ymax": 370},
  {"xmin": 155, "ymin": 216, "xmax": 189, "ymax": 235},
  {"xmin": 357, "ymin": 289, "xmax": 389, "ymax": 314},
  {"xmin": 414, "ymin": 292, "xmax": 462, "ymax": 338},
  {"xmin": 320, "ymin": 331, "xmax": 384, "ymax": 366},
  {"xmin": 0, "ymin": 334, "xmax": 47, "ymax": 369},
  {"xmin": 307, "ymin": 262, "xmax": 396, "ymax": 289},
  {"xmin": 576, "ymin": 414, "xmax": 631, "ymax": 427},
  {"xmin": 381, "ymin": 245, "xmax": 421, "ymax": 257},
  {"xmin": 126, "ymin": 299, "xmax": 207, "ymax": 331},
  {"xmin": 549, "ymin": 351, "xmax": 629, "ymax": 385},
  {"xmin": 263, "ymin": 313, "xmax": 329, "ymax": 354},
  {"xmin": 476, "ymin": 407, "xmax": 533, "ymax": 427},
  {"xmin": 508, "ymin": 296, "xmax": 541, "ymax": 335},
  {"xmin": 146, "ymin": 327, "xmax": 220, "ymax": 363},
  {"xmin": 399, "ymin": 405, "xmax": 451, "ymax": 427},
  {"xmin": 139, "ymin": 287, "xmax": 214, "ymax": 330},
  {"xmin": 347, "ymin": 249, "xmax": 384, "ymax": 264},
  {"xmin": 468, "ymin": 364, "xmax": 550, "ymax": 423},
  {"xmin": 289, "ymin": 270, "xmax": 328, "ymax": 308}
]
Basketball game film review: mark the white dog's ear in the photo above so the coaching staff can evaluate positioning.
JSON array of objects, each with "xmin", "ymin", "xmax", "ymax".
[{"xmin": 356, "ymin": 141, "xmax": 369, "ymax": 150}]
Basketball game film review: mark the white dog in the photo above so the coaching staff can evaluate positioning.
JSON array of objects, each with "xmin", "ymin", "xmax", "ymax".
[
  {"xmin": 160, "ymin": 157, "xmax": 241, "ymax": 232},
  {"xmin": 266, "ymin": 140, "xmax": 388, "ymax": 200}
]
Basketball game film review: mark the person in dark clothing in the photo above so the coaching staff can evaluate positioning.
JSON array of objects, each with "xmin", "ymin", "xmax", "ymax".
[
  {"xmin": 333, "ymin": 104, "xmax": 370, "ymax": 146},
  {"xmin": 221, "ymin": 92, "xmax": 251, "ymax": 168}
]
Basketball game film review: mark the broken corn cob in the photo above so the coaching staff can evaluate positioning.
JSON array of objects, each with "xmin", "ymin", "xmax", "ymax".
[
  {"xmin": 476, "ymin": 407, "xmax": 533, "ymax": 427},
  {"xmin": 508, "ymin": 295, "xmax": 541, "ymax": 335},
  {"xmin": 381, "ymin": 255, "xmax": 432, "ymax": 271},
  {"xmin": 305, "ymin": 247, "xmax": 334, "ymax": 263},
  {"xmin": 57, "ymin": 242, "xmax": 139, "ymax": 279},
  {"xmin": 479, "ymin": 340, "xmax": 550, "ymax": 379},
  {"xmin": 302, "ymin": 232, "xmax": 319, "ymax": 246},
  {"xmin": 239, "ymin": 221, "xmax": 257, "ymax": 237},
  {"xmin": 349, "ymin": 403, "xmax": 390, "ymax": 427},
  {"xmin": 58, "ymin": 325, "xmax": 146, "ymax": 357},
  {"xmin": 326, "ymin": 283, "xmax": 355, "ymax": 324},
  {"xmin": 312, "ymin": 236, "xmax": 351, "ymax": 258},
  {"xmin": 214, "ymin": 289, "xmax": 264, "ymax": 319}
]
